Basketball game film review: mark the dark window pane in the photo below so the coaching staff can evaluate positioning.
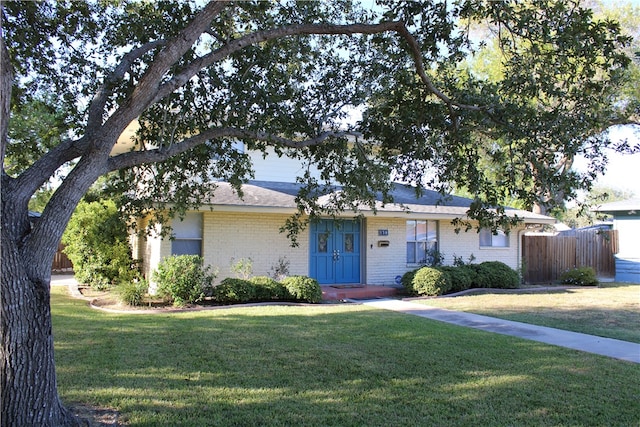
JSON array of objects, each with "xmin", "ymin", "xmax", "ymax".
[
  {"xmin": 406, "ymin": 242, "xmax": 416, "ymax": 263},
  {"xmin": 172, "ymin": 239, "xmax": 201, "ymax": 256},
  {"xmin": 417, "ymin": 242, "xmax": 427, "ymax": 264},
  {"xmin": 344, "ymin": 234, "xmax": 354, "ymax": 253},
  {"xmin": 318, "ymin": 233, "xmax": 328, "ymax": 253}
]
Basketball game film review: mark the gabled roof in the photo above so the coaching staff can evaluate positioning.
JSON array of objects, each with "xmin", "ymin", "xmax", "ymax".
[
  {"xmin": 592, "ymin": 198, "xmax": 640, "ymax": 215},
  {"xmin": 202, "ymin": 180, "xmax": 555, "ymax": 223}
]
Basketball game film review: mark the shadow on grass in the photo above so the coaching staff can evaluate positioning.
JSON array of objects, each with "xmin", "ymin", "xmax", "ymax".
[{"xmin": 52, "ymin": 289, "xmax": 640, "ymax": 426}]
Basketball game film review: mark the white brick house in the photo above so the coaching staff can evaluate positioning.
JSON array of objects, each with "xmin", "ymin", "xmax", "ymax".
[{"xmin": 131, "ymin": 149, "xmax": 556, "ymax": 286}]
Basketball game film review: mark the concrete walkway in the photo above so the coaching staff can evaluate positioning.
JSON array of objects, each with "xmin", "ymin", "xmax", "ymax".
[{"xmin": 354, "ymin": 298, "xmax": 640, "ymax": 364}]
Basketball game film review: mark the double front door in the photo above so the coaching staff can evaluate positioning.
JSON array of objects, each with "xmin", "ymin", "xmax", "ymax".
[{"xmin": 310, "ymin": 219, "xmax": 361, "ymax": 284}]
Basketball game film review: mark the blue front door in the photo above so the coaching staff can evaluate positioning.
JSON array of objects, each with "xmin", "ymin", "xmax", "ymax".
[{"xmin": 310, "ymin": 219, "xmax": 361, "ymax": 284}]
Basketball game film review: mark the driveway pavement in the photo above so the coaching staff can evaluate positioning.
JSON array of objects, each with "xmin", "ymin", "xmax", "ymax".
[{"xmin": 354, "ymin": 298, "xmax": 640, "ymax": 364}]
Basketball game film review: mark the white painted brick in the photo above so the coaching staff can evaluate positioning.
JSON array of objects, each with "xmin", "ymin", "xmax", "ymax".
[
  {"xmin": 137, "ymin": 210, "xmax": 527, "ymax": 286},
  {"xmin": 201, "ymin": 211, "xmax": 308, "ymax": 282}
]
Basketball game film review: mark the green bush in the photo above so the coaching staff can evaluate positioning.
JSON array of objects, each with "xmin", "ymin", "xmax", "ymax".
[
  {"xmin": 281, "ymin": 276, "xmax": 322, "ymax": 303},
  {"xmin": 250, "ymin": 276, "xmax": 287, "ymax": 300},
  {"xmin": 439, "ymin": 265, "xmax": 475, "ymax": 293},
  {"xmin": 62, "ymin": 199, "xmax": 138, "ymax": 289},
  {"xmin": 411, "ymin": 267, "xmax": 451, "ymax": 296},
  {"xmin": 560, "ymin": 267, "xmax": 599, "ymax": 286},
  {"xmin": 152, "ymin": 255, "xmax": 215, "ymax": 306},
  {"xmin": 401, "ymin": 269, "xmax": 419, "ymax": 295},
  {"xmin": 117, "ymin": 280, "xmax": 148, "ymax": 306},
  {"xmin": 213, "ymin": 278, "xmax": 256, "ymax": 303},
  {"xmin": 474, "ymin": 261, "xmax": 520, "ymax": 289}
]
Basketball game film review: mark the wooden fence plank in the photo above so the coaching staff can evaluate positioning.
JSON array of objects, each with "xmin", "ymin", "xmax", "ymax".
[
  {"xmin": 523, "ymin": 230, "xmax": 617, "ymax": 283},
  {"xmin": 52, "ymin": 243, "xmax": 73, "ymax": 272}
]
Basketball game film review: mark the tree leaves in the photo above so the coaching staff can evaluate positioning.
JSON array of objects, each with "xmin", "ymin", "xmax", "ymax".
[{"xmin": 2, "ymin": 0, "xmax": 636, "ymax": 235}]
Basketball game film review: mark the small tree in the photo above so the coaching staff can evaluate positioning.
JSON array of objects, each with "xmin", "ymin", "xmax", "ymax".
[{"xmin": 62, "ymin": 199, "xmax": 137, "ymax": 289}]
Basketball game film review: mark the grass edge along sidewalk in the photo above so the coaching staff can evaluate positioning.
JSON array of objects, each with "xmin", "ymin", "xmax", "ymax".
[
  {"xmin": 355, "ymin": 298, "xmax": 640, "ymax": 363},
  {"xmin": 412, "ymin": 284, "xmax": 640, "ymax": 343}
]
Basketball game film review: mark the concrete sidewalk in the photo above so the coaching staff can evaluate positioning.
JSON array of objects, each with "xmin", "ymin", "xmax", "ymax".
[{"xmin": 354, "ymin": 298, "xmax": 640, "ymax": 364}]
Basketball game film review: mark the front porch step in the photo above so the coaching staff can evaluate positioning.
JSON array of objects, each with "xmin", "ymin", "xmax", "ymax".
[{"xmin": 321, "ymin": 285, "xmax": 398, "ymax": 301}]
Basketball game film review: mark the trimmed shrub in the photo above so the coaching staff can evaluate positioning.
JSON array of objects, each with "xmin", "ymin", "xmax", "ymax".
[
  {"xmin": 412, "ymin": 267, "xmax": 452, "ymax": 296},
  {"xmin": 213, "ymin": 278, "xmax": 256, "ymax": 303},
  {"xmin": 439, "ymin": 266, "xmax": 474, "ymax": 293},
  {"xmin": 401, "ymin": 269, "xmax": 419, "ymax": 295},
  {"xmin": 560, "ymin": 267, "xmax": 598, "ymax": 286},
  {"xmin": 62, "ymin": 199, "xmax": 137, "ymax": 290},
  {"xmin": 281, "ymin": 276, "xmax": 322, "ymax": 303},
  {"xmin": 152, "ymin": 255, "xmax": 215, "ymax": 306},
  {"xmin": 250, "ymin": 276, "xmax": 287, "ymax": 300},
  {"xmin": 117, "ymin": 280, "xmax": 148, "ymax": 306},
  {"xmin": 474, "ymin": 261, "xmax": 520, "ymax": 289}
]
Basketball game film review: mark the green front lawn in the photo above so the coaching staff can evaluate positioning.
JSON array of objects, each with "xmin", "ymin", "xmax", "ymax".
[
  {"xmin": 52, "ymin": 287, "xmax": 640, "ymax": 426},
  {"xmin": 415, "ymin": 284, "xmax": 640, "ymax": 343}
]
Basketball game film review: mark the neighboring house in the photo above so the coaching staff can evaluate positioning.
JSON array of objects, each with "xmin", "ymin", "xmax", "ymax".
[
  {"xmin": 130, "ymin": 149, "xmax": 556, "ymax": 285},
  {"xmin": 593, "ymin": 199, "xmax": 640, "ymax": 283}
]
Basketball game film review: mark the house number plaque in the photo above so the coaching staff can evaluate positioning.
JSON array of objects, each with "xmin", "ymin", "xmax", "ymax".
[{"xmin": 378, "ymin": 229, "xmax": 389, "ymax": 236}]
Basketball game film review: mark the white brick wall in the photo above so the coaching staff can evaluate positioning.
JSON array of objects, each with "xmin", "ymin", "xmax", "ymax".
[
  {"xmin": 201, "ymin": 211, "xmax": 309, "ymax": 281},
  {"xmin": 438, "ymin": 221, "xmax": 526, "ymax": 269},
  {"xmin": 131, "ymin": 216, "xmax": 166, "ymax": 280},
  {"xmin": 138, "ymin": 211, "xmax": 527, "ymax": 286},
  {"xmin": 363, "ymin": 218, "xmax": 527, "ymax": 285},
  {"xmin": 364, "ymin": 217, "xmax": 409, "ymax": 285}
]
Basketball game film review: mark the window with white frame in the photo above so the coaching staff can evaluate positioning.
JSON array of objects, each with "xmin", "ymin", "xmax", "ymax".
[
  {"xmin": 479, "ymin": 228, "xmax": 509, "ymax": 248},
  {"xmin": 406, "ymin": 220, "xmax": 438, "ymax": 264},
  {"xmin": 171, "ymin": 212, "xmax": 203, "ymax": 256}
]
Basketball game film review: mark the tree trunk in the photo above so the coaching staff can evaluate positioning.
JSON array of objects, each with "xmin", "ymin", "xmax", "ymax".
[{"xmin": 1, "ymin": 233, "xmax": 82, "ymax": 426}]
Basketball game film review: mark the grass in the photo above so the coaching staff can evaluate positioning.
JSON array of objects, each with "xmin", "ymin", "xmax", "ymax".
[
  {"xmin": 414, "ymin": 283, "xmax": 640, "ymax": 343},
  {"xmin": 52, "ymin": 286, "xmax": 640, "ymax": 426}
]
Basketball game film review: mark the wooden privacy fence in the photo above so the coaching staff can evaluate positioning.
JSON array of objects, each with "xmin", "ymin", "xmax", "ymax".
[
  {"xmin": 523, "ymin": 230, "xmax": 618, "ymax": 283},
  {"xmin": 52, "ymin": 243, "xmax": 73, "ymax": 272}
]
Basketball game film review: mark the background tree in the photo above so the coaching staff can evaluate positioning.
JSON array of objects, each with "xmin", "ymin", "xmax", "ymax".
[
  {"xmin": 1, "ymin": 1, "xmax": 634, "ymax": 425},
  {"xmin": 558, "ymin": 186, "xmax": 634, "ymax": 228},
  {"xmin": 464, "ymin": 0, "xmax": 639, "ymax": 216},
  {"xmin": 360, "ymin": 1, "xmax": 637, "ymax": 218}
]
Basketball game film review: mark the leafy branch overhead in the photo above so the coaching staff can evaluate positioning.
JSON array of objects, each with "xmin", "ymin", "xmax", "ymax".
[{"xmin": 2, "ymin": 1, "xmax": 637, "ymax": 241}]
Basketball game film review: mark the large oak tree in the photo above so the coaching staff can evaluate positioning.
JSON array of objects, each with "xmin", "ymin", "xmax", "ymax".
[{"xmin": 1, "ymin": 1, "xmax": 634, "ymax": 425}]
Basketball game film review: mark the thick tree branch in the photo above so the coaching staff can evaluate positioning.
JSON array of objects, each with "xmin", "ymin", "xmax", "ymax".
[
  {"xmin": 12, "ymin": 2, "xmax": 228, "ymax": 203},
  {"xmin": 93, "ymin": 1, "xmax": 228, "ymax": 152},
  {"xmin": 128, "ymin": 1, "xmax": 225, "ymax": 108},
  {"xmin": 108, "ymin": 128, "xmax": 362, "ymax": 171},
  {"xmin": 11, "ymin": 137, "xmax": 88, "ymax": 200},
  {"xmin": 86, "ymin": 39, "xmax": 166, "ymax": 130},
  {"xmin": 394, "ymin": 25, "xmax": 486, "ymax": 114},
  {"xmin": 153, "ymin": 20, "xmax": 486, "ymax": 114},
  {"xmin": 0, "ymin": 35, "xmax": 12, "ymax": 169}
]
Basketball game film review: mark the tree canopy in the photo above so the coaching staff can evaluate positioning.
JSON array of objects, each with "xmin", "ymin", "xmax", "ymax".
[
  {"xmin": 3, "ymin": 1, "xmax": 636, "ymax": 233},
  {"xmin": 0, "ymin": 1, "xmax": 637, "ymax": 424}
]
